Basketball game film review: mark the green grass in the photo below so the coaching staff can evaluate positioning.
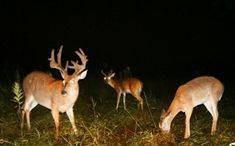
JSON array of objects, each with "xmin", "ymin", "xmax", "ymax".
[{"xmin": 0, "ymin": 75, "xmax": 235, "ymax": 146}]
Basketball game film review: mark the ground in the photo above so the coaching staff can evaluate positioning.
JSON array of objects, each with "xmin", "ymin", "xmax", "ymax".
[{"xmin": 0, "ymin": 72, "xmax": 234, "ymax": 146}]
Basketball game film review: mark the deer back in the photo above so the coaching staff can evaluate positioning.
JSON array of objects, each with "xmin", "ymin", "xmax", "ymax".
[
  {"xmin": 166, "ymin": 76, "xmax": 224, "ymax": 114},
  {"xmin": 120, "ymin": 77, "xmax": 143, "ymax": 93}
]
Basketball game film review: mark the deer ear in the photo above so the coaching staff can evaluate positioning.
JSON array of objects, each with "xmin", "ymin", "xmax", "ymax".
[
  {"xmin": 160, "ymin": 109, "xmax": 166, "ymax": 118},
  {"xmin": 110, "ymin": 73, "xmax": 115, "ymax": 78},
  {"xmin": 78, "ymin": 70, "xmax": 88, "ymax": 80}
]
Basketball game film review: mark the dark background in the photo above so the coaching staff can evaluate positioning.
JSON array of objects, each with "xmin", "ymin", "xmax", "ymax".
[{"xmin": 0, "ymin": 1, "xmax": 235, "ymax": 82}]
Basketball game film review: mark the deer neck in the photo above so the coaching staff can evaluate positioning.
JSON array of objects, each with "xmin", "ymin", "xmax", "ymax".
[
  {"xmin": 57, "ymin": 82, "xmax": 79, "ymax": 113},
  {"xmin": 67, "ymin": 86, "xmax": 79, "ymax": 97},
  {"xmin": 108, "ymin": 79, "xmax": 121, "ymax": 90},
  {"xmin": 165, "ymin": 98, "xmax": 182, "ymax": 124}
]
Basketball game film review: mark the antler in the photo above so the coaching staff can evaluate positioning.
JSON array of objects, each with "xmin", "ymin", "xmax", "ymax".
[
  {"xmin": 101, "ymin": 70, "xmax": 106, "ymax": 76},
  {"xmin": 108, "ymin": 70, "xmax": 114, "ymax": 76},
  {"xmin": 48, "ymin": 45, "xmax": 68, "ymax": 76},
  {"xmin": 68, "ymin": 48, "xmax": 88, "ymax": 76}
]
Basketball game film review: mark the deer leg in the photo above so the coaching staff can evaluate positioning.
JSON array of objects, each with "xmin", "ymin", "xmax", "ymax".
[
  {"xmin": 21, "ymin": 110, "xmax": 25, "ymax": 129},
  {"xmin": 211, "ymin": 103, "xmax": 219, "ymax": 135},
  {"xmin": 184, "ymin": 108, "xmax": 193, "ymax": 139},
  {"xmin": 116, "ymin": 92, "xmax": 121, "ymax": 110},
  {"xmin": 51, "ymin": 106, "xmax": 60, "ymax": 140},
  {"xmin": 123, "ymin": 93, "xmax": 127, "ymax": 110},
  {"xmin": 132, "ymin": 93, "xmax": 144, "ymax": 111},
  {"xmin": 204, "ymin": 101, "xmax": 218, "ymax": 135},
  {"xmin": 138, "ymin": 96, "xmax": 144, "ymax": 111},
  {"xmin": 26, "ymin": 111, "xmax": 31, "ymax": 130},
  {"xmin": 23, "ymin": 97, "xmax": 38, "ymax": 130},
  {"xmin": 66, "ymin": 107, "xmax": 78, "ymax": 135}
]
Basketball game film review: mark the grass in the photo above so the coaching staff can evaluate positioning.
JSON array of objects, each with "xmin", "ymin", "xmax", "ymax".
[{"xmin": 0, "ymin": 73, "xmax": 235, "ymax": 146}]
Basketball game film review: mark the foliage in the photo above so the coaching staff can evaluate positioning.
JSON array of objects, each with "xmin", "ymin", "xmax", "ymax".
[
  {"xmin": 11, "ymin": 81, "xmax": 24, "ymax": 129},
  {"xmin": 11, "ymin": 82, "xmax": 24, "ymax": 111},
  {"xmin": 0, "ymin": 76, "xmax": 234, "ymax": 146}
]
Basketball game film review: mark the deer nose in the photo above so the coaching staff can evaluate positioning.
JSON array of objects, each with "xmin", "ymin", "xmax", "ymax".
[{"xmin": 61, "ymin": 90, "xmax": 67, "ymax": 96}]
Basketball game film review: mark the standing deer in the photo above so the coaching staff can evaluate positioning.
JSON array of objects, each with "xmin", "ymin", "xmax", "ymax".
[
  {"xmin": 159, "ymin": 76, "xmax": 224, "ymax": 139},
  {"xmin": 101, "ymin": 70, "xmax": 144, "ymax": 111},
  {"xmin": 21, "ymin": 45, "xmax": 88, "ymax": 139}
]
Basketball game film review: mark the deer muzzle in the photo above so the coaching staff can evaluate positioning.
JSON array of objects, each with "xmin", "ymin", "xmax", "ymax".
[{"xmin": 61, "ymin": 83, "xmax": 68, "ymax": 96}]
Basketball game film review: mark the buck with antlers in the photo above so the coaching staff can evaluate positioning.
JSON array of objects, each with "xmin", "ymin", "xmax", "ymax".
[
  {"xmin": 159, "ymin": 76, "xmax": 224, "ymax": 139},
  {"xmin": 21, "ymin": 45, "xmax": 88, "ymax": 139},
  {"xmin": 101, "ymin": 70, "xmax": 144, "ymax": 111}
]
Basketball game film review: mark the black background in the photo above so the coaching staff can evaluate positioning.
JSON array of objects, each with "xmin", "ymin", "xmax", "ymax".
[{"xmin": 0, "ymin": 1, "xmax": 234, "ymax": 81}]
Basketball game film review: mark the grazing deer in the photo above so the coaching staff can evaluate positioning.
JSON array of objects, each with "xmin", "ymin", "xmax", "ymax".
[
  {"xmin": 21, "ymin": 45, "xmax": 88, "ymax": 139},
  {"xmin": 159, "ymin": 76, "xmax": 224, "ymax": 139},
  {"xmin": 101, "ymin": 70, "xmax": 144, "ymax": 111}
]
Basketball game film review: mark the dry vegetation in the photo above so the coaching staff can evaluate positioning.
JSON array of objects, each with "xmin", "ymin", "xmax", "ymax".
[{"xmin": 0, "ymin": 72, "xmax": 235, "ymax": 146}]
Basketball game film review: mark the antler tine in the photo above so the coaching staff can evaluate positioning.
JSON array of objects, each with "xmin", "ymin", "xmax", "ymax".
[
  {"xmin": 48, "ymin": 45, "xmax": 67, "ymax": 76},
  {"xmin": 48, "ymin": 48, "xmax": 56, "ymax": 68},
  {"xmin": 48, "ymin": 48, "xmax": 54, "ymax": 61},
  {"xmin": 57, "ymin": 45, "xmax": 63, "ymax": 66},
  {"xmin": 69, "ymin": 48, "xmax": 88, "ymax": 75},
  {"xmin": 75, "ymin": 48, "xmax": 88, "ymax": 65},
  {"xmin": 101, "ymin": 70, "xmax": 106, "ymax": 76},
  {"xmin": 109, "ymin": 69, "xmax": 114, "ymax": 75},
  {"xmin": 64, "ymin": 60, "xmax": 69, "ymax": 72}
]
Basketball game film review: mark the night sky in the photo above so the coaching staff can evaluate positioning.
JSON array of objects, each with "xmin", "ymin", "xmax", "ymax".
[{"xmin": 0, "ymin": 1, "xmax": 235, "ymax": 81}]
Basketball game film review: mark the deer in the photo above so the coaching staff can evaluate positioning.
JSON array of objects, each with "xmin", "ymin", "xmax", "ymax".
[
  {"xmin": 21, "ymin": 45, "xmax": 88, "ymax": 140},
  {"xmin": 159, "ymin": 76, "xmax": 224, "ymax": 139},
  {"xmin": 101, "ymin": 70, "xmax": 144, "ymax": 111}
]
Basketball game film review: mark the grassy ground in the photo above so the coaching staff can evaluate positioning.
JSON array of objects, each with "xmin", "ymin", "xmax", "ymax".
[{"xmin": 0, "ymin": 72, "xmax": 235, "ymax": 146}]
